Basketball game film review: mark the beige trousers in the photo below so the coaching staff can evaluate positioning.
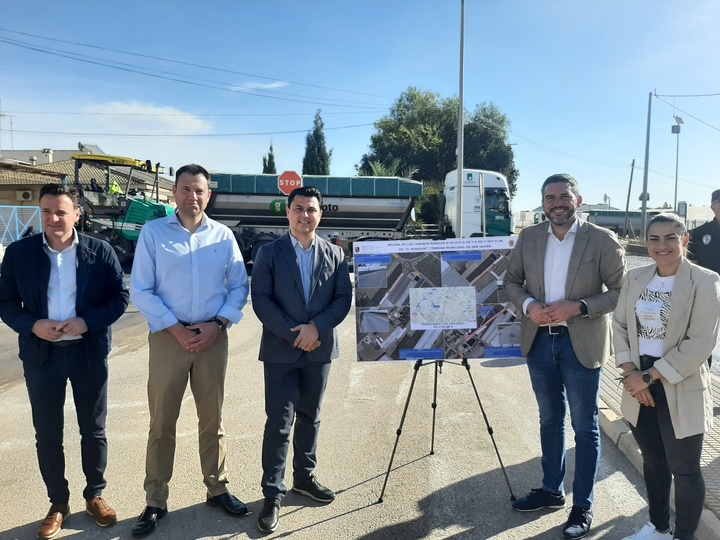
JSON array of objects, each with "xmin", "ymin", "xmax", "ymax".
[{"xmin": 143, "ymin": 330, "xmax": 229, "ymax": 507}]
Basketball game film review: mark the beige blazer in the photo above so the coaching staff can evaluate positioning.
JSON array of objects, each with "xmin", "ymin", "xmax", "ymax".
[
  {"xmin": 504, "ymin": 219, "xmax": 626, "ymax": 369},
  {"xmin": 613, "ymin": 259, "xmax": 720, "ymax": 438}
]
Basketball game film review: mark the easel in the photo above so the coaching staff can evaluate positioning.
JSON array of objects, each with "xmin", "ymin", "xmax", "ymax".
[{"xmin": 377, "ymin": 358, "xmax": 516, "ymax": 503}]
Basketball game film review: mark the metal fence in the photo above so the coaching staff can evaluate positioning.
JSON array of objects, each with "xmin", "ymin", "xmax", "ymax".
[{"xmin": 0, "ymin": 206, "xmax": 42, "ymax": 246}]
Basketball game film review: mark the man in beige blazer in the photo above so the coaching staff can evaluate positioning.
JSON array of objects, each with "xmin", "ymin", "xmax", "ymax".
[{"xmin": 503, "ymin": 174, "xmax": 626, "ymax": 540}]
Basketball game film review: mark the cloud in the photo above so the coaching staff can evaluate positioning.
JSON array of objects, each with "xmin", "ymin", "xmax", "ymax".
[
  {"xmin": 232, "ymin": 81, "xmax": 288, "ymax": 92},
  {"xmin": 83, "ymin": 101, "xmax": 213, "ymax": 135}
]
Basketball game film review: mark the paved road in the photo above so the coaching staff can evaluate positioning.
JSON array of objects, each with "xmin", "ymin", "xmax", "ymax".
[
  {"xmin": 1, "ymin": 254, "xmax": 718, "ymax": 539},
  {"xmin": 0, "ymin": 287, "xmax": 672, "ymax": 540}
]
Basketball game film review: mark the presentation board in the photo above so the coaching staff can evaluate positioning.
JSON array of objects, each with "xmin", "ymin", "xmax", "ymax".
[{"xmin": 353, "ymin": 237, "xmax": 522, "ymax": 362}]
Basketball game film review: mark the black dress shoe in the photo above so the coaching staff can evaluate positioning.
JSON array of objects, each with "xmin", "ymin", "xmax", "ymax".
[
  {"xmin": 132, "ymin": 506, "xmax": 167, "ymax": 537},
  {"xmin": 257, "ymin": 497, "xmax": 281, "ymax": 534},
  {"xmin": 206, "ymin": 492, "xmax": 249, "ymax": 516}
]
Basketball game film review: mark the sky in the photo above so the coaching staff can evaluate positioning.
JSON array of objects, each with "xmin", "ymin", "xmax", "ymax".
[{"xmin": 1, "ymin": 0, "xmax": 719, "ymax": 213}]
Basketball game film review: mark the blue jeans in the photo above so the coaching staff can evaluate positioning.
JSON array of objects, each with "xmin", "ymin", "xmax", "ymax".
[
  {"xmin": 629, "ymin": 384, "xmax": 704, "ymax": 540},
  {"xmin": 526, "ymin": 330, "xmax": 601, "ymax": 510}
]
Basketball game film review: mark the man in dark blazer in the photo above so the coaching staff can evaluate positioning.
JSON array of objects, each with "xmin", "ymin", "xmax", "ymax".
[
  {"xmin": 504, "ymin": 174, "xmax": 626, "ymax": 540},
  {"xmin": 0, "ymin": 184, "xmax": 129, "ymax": 540},
  {"xmin": 251, "ymin": 186, "xmax": 352, "ymax": 534}
]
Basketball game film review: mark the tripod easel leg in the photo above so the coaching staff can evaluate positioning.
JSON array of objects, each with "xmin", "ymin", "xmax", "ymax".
[
  {"xmin": 377, "ymin": 359, "xmax": 424, "ymax": 503},
  {"xmin": 430, "ymin": 361, "xmax": 441, "ymax": 455},
  {"xmin": 462, "ymin": 358, "xmax": 516, "ymax": 501}
]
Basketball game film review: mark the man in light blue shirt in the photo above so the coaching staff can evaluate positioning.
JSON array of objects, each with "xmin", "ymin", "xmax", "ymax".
[{"xmin": 130, "ymin": 164, "xmax": 250, "ymax": 537}]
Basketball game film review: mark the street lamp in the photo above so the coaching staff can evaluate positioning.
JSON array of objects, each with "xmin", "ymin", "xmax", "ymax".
[{"xmin": 672, "ymin": 115, "xmax": 683, "ymax": 212}]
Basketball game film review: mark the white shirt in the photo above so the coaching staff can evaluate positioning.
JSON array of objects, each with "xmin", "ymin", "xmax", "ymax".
[
  {"xmin": 522, "ymin": 219, "xmax": 579, "ymax": 326},
  {"xmin": 42, "ymin": 230, "xmax": 81, "ymax": 342},
  {"xmin": 636, "ymin": 273, "xmax": 674, "ymax": 357},
  {"xmin": 131, "ymin": 212, "xmax": 249, "ymax": 333}
]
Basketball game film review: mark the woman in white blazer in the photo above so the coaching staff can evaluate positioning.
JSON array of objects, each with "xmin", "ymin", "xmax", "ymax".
[{"xmin": 613, "ymin": 213, "xmax": 720, "ymax": 540}]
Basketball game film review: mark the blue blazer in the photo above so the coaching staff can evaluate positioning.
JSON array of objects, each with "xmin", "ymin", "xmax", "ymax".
[
  {"xmin": 251, "ymin": 233, "xmax": 352, "ymax": 363},
  {"xmin": 0, "ymin": 233, "xmax": 129, "ymax": 364}
]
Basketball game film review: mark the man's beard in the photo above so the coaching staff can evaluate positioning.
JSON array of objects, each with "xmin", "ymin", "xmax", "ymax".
[{"xmin": 544, "ymin": 207, "xmax": 576, "ymax": 227}]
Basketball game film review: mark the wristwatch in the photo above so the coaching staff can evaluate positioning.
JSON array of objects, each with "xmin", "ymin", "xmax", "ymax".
[
  {"xmin": 211, "ymin": 318, "xmax": 227, "ymax": 332},
  {"xmin": 578, "ymin": 301, "xmax": 588, "ymax": 317},
  {"xmin": 641, "ymin": 370, "xmax": 655, "ymax": 385}
]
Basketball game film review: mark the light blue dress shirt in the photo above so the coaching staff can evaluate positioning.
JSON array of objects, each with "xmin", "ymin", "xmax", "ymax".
[
  {"xmin": 290, "ymin": 234, "xmax": 315, "ymax": 304},
  {"xmin": 131, "ymin": 212, "xmax": 249, "ymax": 332}
]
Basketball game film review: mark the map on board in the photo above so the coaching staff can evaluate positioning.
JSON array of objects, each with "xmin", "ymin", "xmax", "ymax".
[
  {"xmin": 353, "ymin": 237, "xmax": 523, "ymax": 362},
  {"xmin": 409, "ymin": 287, "xmax": 477, "ymax": 330}
]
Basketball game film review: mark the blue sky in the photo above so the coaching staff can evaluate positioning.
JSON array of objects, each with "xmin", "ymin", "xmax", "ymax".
[{"xmin": 1, "ymin": 0, "xmax": 719, "ymax": 213}]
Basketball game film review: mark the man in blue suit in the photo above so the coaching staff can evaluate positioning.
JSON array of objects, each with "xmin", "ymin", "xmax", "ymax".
[
  {"xmin": 251, "ymin": 186, "xmax": 352, "ymax": 534},
  {"xmin": 0, "ymin": 184, "xmax": 129, "ymax": 540}
]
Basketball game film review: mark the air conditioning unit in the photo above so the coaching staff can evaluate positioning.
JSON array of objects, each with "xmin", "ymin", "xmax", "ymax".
[{"xmin": 16, "ymin": 190, "xmax": 34, "ymax": 202}]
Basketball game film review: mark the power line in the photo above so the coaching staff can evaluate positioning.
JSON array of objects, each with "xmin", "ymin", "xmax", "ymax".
[
  {"xmin": 0, "ymin": 27, "xmax": 393, "ymax": 100},
  {"xmin": 3, "ymin": 110, "xmax": 386, "ymax": 117},
  {"xmin": 653, "ymin": 93, "xmax": 720, "ymax": 133},
  {"xmin": 0, "ymin": 123, "xmax": 375, "ymax": 138},
  {"xmin": 0, "ymin": 37, "xmax": 387, "ymax": 110},
  {"xmin": 655, "ymin": 92, "xmax": 720, "ymax": 98}
]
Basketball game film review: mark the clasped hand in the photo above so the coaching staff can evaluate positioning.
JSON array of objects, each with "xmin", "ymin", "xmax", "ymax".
[
  {"xmin": 618, "ymin": 365, "xmax": 655, "ymax": 408},
  {"xmin": 33, "ymin": 317, "xmax": 88, "ymax": 341},
  {"xmin": 527, "ymin": 300, "xmax": 580, "ymax": 326},
  {"xmin": 292, "ymin": 323, "xmax": 321, "ymax": 352},
  {"xmin": 168, "ymin": 322, "xmax": 220, "ymax": 353}
]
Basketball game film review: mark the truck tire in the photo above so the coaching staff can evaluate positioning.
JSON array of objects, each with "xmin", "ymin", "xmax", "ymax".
[{"xmin": 100, "ymin": 229, "xmax": 133, "ymax": 266}]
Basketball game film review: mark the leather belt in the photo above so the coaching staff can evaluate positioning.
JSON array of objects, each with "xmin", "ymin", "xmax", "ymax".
[
  {"xmin": 177, "ymin": 320, "xmax": 212, "ymax": 327},
  {"xmin": 538, "ymin": 325, "xmax": 568, "ymax": 335},
  {"xmin": 50, "ymin": 339, "xmax": 83, "ymax": 347}
]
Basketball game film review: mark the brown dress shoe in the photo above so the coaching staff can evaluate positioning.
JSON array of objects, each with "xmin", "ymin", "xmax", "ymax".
[
  {"xmin": 85, "ymin": 496, "xmax": 118, "ymax": 527},
  {"xmin": 37, "ymin": 504, "xmax": 70, "ymax": 540}
]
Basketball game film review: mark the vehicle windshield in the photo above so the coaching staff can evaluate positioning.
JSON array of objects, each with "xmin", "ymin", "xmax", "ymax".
[{"xmin": 485, "ymin": 188, "xmax": 509, "ymax": 214}]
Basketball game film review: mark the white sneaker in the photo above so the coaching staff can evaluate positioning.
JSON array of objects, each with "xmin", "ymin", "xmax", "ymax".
[{"xmin": 622, "ymin": 522, "xmax": 673, "ymax": 540}]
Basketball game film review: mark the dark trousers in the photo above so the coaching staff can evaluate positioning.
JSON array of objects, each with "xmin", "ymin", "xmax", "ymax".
[
  {"xmin": 629, "ymin": 387, "xmax": 705, "ymax": 540},
  {"xmin": 23, "ymin": 342, "xmax": 109, "ymax": 504},
  {"xmin": 261, "ymin": 356, "xmax": 331, "ymax": 499}
]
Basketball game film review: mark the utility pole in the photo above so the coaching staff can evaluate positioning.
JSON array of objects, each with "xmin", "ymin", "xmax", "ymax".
[
  {"xmin": 455, "ymin": 0, "xmax": 465, "ymax": 238},
  {"xmin": 640, "ymin": 92, "xmax": 652, "ymax": 235},
  {"xmin": 624, "ymin": 159, "xmax": 636, "ymax": 238},
  {"xmin": 672, "ymin": 115, "xmax": 683, "ymax": 212}
]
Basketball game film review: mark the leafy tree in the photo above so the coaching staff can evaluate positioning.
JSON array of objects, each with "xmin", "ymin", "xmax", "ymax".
[
  {"xmin": 660, "ymin": 202, "xmax": 672, "ymax": 209},
  {"xmin": 302, "ymin": 110, "xmax": 332, "ymax": 175},
  {"xmin": 359, "ymin": 157, "xmax": 418, "ymax": 180},
  {"xmin": 262, "ymin": 143, "xmax": 277, "ymax": 174},
  {"xmin": 358, "ymin": 87, "xmax": 518, "ymax": 196},
  {"xmin": 414, "ymin": 181, "xmax": 444, "ymax": 225}
]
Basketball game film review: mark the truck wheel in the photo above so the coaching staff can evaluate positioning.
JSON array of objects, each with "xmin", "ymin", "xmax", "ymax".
[
  {"xmin": 100, "ymin": 229, "xmax": 133, "ymax": 266},
  {"xmin": 112, "ymin": 235, "xmax": 133, "ymax": 266}
]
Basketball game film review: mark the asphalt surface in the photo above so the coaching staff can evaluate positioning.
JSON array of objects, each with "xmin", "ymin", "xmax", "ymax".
[{"xmin": 1, "ymin": 255, "xmax": 718, "ymax": 539}]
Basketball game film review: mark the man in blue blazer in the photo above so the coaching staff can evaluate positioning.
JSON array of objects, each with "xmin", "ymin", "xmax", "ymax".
[
  {"xmin": 0, "ymin": 184, "xmax": 129, "ymax": 540},
  {"xmin": 251, "ymin": 186, "xmax": 352, "ymax": 534}
]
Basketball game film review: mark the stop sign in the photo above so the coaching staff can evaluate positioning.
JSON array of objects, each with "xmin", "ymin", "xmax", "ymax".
[{"xmin": 278, "ymin": 170, "xmax": 303, "ymax": 196}]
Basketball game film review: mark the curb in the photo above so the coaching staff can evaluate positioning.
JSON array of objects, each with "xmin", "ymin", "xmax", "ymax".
[{"xmin": 599, "ymin": 401, "xmax": 720, "ymax": 540}]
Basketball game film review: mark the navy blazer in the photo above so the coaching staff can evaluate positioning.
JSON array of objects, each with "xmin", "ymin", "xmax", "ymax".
[
  {"xmin": 0, "ymin": 233, "xmax": 129, "ymax": 364},
  {"xmin": 251, "ymin": 233, "xmax": 352, "ymax": 363}
]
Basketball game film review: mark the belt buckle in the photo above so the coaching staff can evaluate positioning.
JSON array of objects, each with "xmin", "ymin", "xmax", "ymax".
[{"xmin": 548, "ymin": 325, "xmax": 560, "ymax": 335}]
